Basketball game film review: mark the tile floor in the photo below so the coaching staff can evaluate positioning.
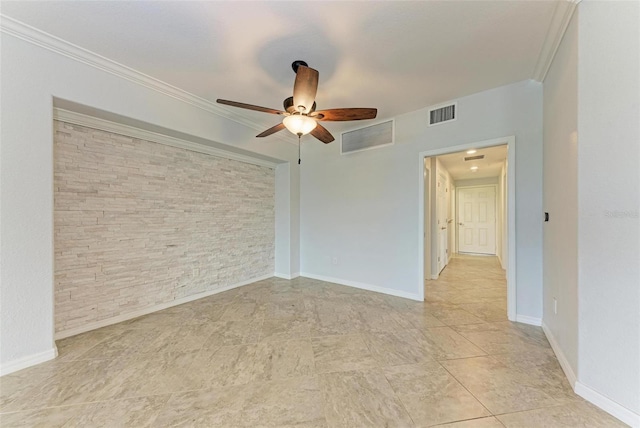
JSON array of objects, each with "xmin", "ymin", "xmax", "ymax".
[{"xmin": 0, "ymin": 255, "xmax": 626, "ymax": 427}]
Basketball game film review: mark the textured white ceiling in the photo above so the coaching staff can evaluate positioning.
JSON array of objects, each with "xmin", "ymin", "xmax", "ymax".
[{"xmin": 2, "ymin": 1, "xmax": 558, "ymax": 135}]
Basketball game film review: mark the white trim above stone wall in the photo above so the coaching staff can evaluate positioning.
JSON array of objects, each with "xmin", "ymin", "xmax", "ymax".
[{"xmin": 54, "ymin": 109, "xmax": 278, "ymax": 169}]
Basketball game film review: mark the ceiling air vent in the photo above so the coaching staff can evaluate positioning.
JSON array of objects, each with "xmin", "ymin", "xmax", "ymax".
[
  {"xmin": 464, "ymin": 155, "xmax": 485, "ymax": 161},
  {"xmin": 428, "ymin": 102, "xmax": 457, "ymax": 126},
  {"xmin": 341, "ymin": 120, "xmax": 394, "ymax": 155}
]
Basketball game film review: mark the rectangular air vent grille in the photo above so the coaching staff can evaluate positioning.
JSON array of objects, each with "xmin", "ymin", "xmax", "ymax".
[
  {"xmin": 341, "ymin": 120, "xmax": 394, "ymax": 154},
  {"xmin": 428, "ymin": 103, "xmax": 457, "ymax": 126},
  {"xmin": 464, "ymin": 155, "xmax": 485, "ymax": 161}
]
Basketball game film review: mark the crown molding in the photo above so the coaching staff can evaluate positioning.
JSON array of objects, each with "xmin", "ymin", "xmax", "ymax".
[
  {"xmin": 54, "ymin": 108, "xmax": 278, "ymax": 169},
  {"xmin": 0, "ymin": 14, "xmax": 296, "ymax": 146},
  {"xmin": 532, "ymin": 0, "xmax": 580, "ymax": 82}
]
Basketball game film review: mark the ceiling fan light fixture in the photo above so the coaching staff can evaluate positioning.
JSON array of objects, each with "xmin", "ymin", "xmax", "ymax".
[{"xmin": 283, "ymin": 114, "xmax": 317, "ymax": 136}]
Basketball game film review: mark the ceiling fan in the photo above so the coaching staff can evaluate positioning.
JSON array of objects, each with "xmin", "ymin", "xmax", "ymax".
[{"xmin": 217, "ymin": 60, "xmax": 377, "ymax": 147}]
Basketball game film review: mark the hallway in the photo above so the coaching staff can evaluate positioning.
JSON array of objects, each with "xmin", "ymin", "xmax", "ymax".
[{"xmin": 0, "ymin": 257, "xmax": 625, "ymax": 427}]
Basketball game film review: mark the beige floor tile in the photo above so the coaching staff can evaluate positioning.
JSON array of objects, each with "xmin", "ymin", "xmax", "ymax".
[
  {"xmin": 431, "ymin": 308, "xmax": 487, "ymax": 326},
  {"xmin": 2, "ymin": 359, "xmax": 128, "ymax": 412},
  {"xmin": 154, "ymin": 376, "xmax": 326, "ymax": 427},
  {"xmin": 441, "ymin": 357, "xmax": 559, "ymax": 414},
  {"xmin": 0, "ymin": 406, "xmax": 79, "ymax": 427},
  {"xmin": 3, "ymin": 255, "xmax": 616, "ymax": 428},
  {"xmin": 456, "ymin": 328, "xmax": 550, "ymax": 356},
  {"xmin": 434, "ymin": 416, "xmax": 505, "ymax": 427},
  {"xmin": 496, "ymin": 401, "xmax": 627, "ymax": 427},
  {"xmin": 384, "ymin": 363, "xmax": 491, "ymax": 427},
  {"xmin": 312, "ymin": 334, "xmax": 378, "ymax": 373},
  {"xmin": 55, "ymin": 330, "xmax": 116, "ymax": 362},
  {"xmin": 109, "ymin": 351, "xmax": 206, "ymax": 399},
  {"xmin": 417, "ymin": 327, "xmax": 487, "ymax": 360},
  {"xmin": 260, "ymin": 316, "xmax": 311, "ymax": 342},
  {"xmin": 320, "ymin": 370, "xmax": 414, "ymax": 427},
  {"xmin": 200, "ymin": 318, "xmax": 264, "ymax": 348},
  {"xmin": 65, "ymin": 394, "xmax": 171, "ymax": 427},
  {"xmin": 362, "ymin": 331, "xmax": 439, "ymax": 367},
  {"xmin": 195, "ymin": 339, "xmax": 315, "ymax": 387}
]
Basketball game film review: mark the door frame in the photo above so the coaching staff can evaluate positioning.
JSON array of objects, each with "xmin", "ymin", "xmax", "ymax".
[
  {"xmin": 417, "ymin": 136, "xmax": 516, "ymax": 322},
  {"xmin": 456, "ymin": 184, "xmax": 498, "ymax": 256}
]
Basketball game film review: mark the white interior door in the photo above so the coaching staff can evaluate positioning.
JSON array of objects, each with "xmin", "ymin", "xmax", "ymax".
[
  {"xmin": 437, "ymin": 173, "xmax": 448, "ymax": 273},
  {"xmin": 458, "ymin": 186, "xmax": 496, "ymax": 255}
]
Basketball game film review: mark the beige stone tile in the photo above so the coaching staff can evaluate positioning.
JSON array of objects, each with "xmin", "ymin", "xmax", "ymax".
[
  {"xmin": 307, "ymin": 300, "xmax": 361, "ymax": 336},
  {"xmin": 154, "ymin": 376, "xmax": 326, "ymax": 427},
  {"xmin": 221, "ymin": 301, "xmax": 262, "ymax": 321},
  {"xmin": 260, "ymin": 316, "xmax": 312, "ymax": 342},
  {"xmin": 384, "ymin": 363, "xmax": 491, "ymax": 427},
  {"xmin": 497, "ymin": 401, "xmax": 627, "ymax": 427},
  {"xmin": 490, "ymin": 349, "xmax": 579, "ymax": 404},
  {"xmin": 457, "ymin": 327, "xmax": 550, "ymax": 356},
  {"xmin": 0, "ymin": 406, "xmax": 80, "ymax": 427},
  {"xmin": 362, "ymin": 331, "xmax": 439, "ymax": 367},
  {"xmin": 431, "ymin": 308, "xmax": 487, "ymax": 326},
  {"xmin": 398, "ymin": 309, "xmax": 447, "ymax": 329},
  {"xmin": 434, "ymin": 416, "xmax": 505, "ymax": 427},
  {"xmin": 109, "ymin": 351, "xmax": 206, "ymax": 399},
  {"xmin": 195, "ymin": 340, "xmax": 315, "ymax": 387},
  {"xmin": 417, "ymin": 327, "xmax": 487, "ymax": 360},
  {"xmin": 65, "ymin": 394, "xmax": 171, "ymax": 427},
  {"xmin": 74, "ymin": 327, "xmax": 167, "ymax": 360},
  {"xmin": 0, "ymin": 361, "xmax": 74, "ymax": 412},
  {"xmin": 441, "ymin": 356, "xmax": 559, "ymax": 414},
  {"xmin": 2, "ymin": 359, "xmax": 129, "ymax": 412},
  {"xmin": 264, "ymin": 298, "xmax": 308, "ymax": 319},
  {"xmin": 458, "ymin": 302, "xmax": 507, "ymax": 322},
  {"xmin": 312, "ymin": 334, "xmax": 378, "ymax": 373},
  {"xmin": 55, "ymin": 330, "xmax": 116, "ymax": 361},
  {"xmin": 320, "ymin": 370, "xmax": 414, "ymax": 428},
  {"xmin": 201, "ymin": 318, "xmax": 264, "ymax": 348}
]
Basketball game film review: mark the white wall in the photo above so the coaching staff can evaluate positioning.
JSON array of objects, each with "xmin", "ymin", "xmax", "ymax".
[
  {"xmin": 577, "ymin": 0, "xmax": 639, "ymax": 417},
  {"xmin": 0, "ymin": 31, "xmax": 300, "ymax": 372},
  {"xmin": 300, "ymin": 80, "xmax": 543, "ymax": 318},
  {"xmin": 542, "ymin": 8, "xmax": 579, "ymax": 380}
]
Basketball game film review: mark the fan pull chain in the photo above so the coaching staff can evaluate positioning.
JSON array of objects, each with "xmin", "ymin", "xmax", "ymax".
[{"xmin": 298, "ymin": 134, "xmax": 301, "ymax": 165}]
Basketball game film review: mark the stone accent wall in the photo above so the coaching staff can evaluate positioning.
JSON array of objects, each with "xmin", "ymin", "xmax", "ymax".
[{"xmin": 53, "ymin": 121, "xmax": 275, "ymax": 333}]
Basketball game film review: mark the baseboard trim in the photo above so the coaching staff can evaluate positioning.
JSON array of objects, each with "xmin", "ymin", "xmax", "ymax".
[
  {"xmin": 274, "ymin": 272, "xmax": 300, "ymax": 280},
  {"xmin": 575, "ymin": 381, "xmax": 640, "ymax": 427},
  {"xmin": 55, "ymin": 273, "xmax": 273, "ymax": 340},
  {"xmin": 0, "ymin": 347, "xmax": 58, "ymax": 377},
  {"xmin": 299, "ymin": 272, "xmax": 422, "ymax": 302},
  {"xmin": 541, "ymin": 322, "xmax": 577, "ymax": 387},
  {"xmin": 515, "ymin": 315, "xmax": 542, "ymax": 326}
]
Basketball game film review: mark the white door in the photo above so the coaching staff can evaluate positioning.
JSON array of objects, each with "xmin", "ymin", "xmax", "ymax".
[
  {"xmin": 437, "ymin": 173, "xmax": 448, "ymax": 272},
  {"xmin": 458, "ymin": 186, "xmax": 496, "ymax": 255}
]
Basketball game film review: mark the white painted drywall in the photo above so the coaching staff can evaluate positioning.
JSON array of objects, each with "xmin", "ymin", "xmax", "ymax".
[
  {"xmin": 577, "ymin": 0, "xmax": 640, "ymax": 415},
  {"xmin": 300, "ymin": 80, "xmax": 543, "ymax": 318},
  {"xmin": 542, "ymin": 8, "xmax": 579, "ymax": 379},
  {"xmin": 0, "ymin": 34, "xmax": 300, "ymax": 371}
]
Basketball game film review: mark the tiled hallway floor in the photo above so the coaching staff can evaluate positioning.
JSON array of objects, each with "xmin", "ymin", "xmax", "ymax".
[{"xmin": 0, "ymin": 256, "xmax": 625, "ymax": 427}]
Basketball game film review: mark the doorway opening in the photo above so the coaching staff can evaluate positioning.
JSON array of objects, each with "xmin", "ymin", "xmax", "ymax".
[{"xmin": 418, "ymin": 137, "xmax": 516, "ymax": 321}]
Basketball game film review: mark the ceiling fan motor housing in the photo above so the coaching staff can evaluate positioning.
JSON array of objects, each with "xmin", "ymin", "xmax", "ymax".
[{"xmin": 291, "ymin": 60, "xmax": 308, "ymax": 73}]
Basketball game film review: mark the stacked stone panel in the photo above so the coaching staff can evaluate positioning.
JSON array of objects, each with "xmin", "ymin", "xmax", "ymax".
[{"xmin": 54, "ymin": 121, "xmax": 275, "ymax": 333}]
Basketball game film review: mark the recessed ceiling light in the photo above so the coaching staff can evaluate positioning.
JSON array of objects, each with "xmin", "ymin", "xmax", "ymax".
[
  {"xmin": 470, "ymin": 166, "xmax": 478, "ymax": 170},
  {"xmin": 467, "ymin": 149, "xmax": 477, "ymax": 154}
]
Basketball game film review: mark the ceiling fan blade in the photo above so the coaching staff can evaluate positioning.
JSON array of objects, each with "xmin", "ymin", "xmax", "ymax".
[
  {"xmin": 217, "ymin": 99, "xmax": 284, "ymax": 115},
  {"xmin": 292, "ymin": 65, "xmax": 319, "ymax": 114},
  {"xmin": 312, "ymin": 108, "xmax": 377, "ymax": 121},
  {"xmin": 256, "ymin": 123, "xmax": 286, "ymax": 138},
  {"xmin": 310, "ymin": 123, "xmax": 335, "ymax": 144}
]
